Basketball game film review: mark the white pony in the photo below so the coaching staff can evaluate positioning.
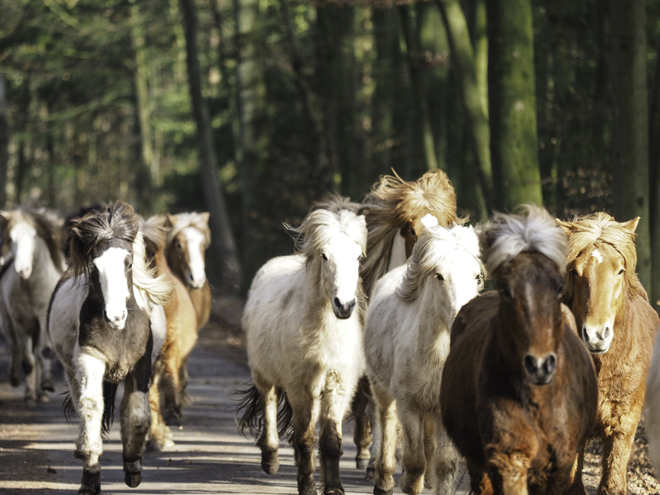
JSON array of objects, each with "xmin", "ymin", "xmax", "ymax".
[
  {"xmin": 0, "ymin": 207, "xmax": 65, "ymax": 403},
  {"xmin": 364, "ymin": 224, "xmax": 484, "ymax": 495},
  {"xmin": 238, "ymin": 206, "xmax": 367, "ymax": 495}
]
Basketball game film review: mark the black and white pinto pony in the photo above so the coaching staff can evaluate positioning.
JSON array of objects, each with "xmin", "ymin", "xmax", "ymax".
[
  {"xmin": 364, "ymin": 224, "xmax": 484, "ymax": 495},
  {"xmin": 0, "ymin": 207, "xmax": 65, "ymax": 404},
  {"xmin": 48, "ymin": 201, "xmax": 170, "ymax": 494},
  {"xmin": 238, "ymin": 206, "xmax": 368, "ymax": 495}
]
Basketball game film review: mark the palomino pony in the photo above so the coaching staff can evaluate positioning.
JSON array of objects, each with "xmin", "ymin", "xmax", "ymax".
[
  {"xmin": 364, "ymin": 224, "xmax": 484, "ymax": 495},
  {"xmin": 48, "ymin": 201, "xmax": 170, "ymax": 494},
  {"xmin": 355, "ymin": 169, "xmax": 459, "ymax": 471},
  {"xmin": 141, "ymin": 214, "xmax": 198, "ymax": 449},
  {"xmin": 165, "ymin": 212, "xmax": 212, "ymax": 332},
  {"xmin": 441, "ymin": 206, "xmax": 598, "ymax": 495},
  {"xmin": 238, "ymin": 206, "xmax": 367, "ymax": 495},
  {"xmin": 558, "ymin": 213, "xmax": 659, "ymax": 494},
  {"xmin": 0, "ymin": 207, "xmax": 65, "ymax": 403}
]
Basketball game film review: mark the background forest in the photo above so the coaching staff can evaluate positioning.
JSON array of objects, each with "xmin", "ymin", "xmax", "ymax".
[{"xmin": 0, "ymin": 0, "xmax": 659, "ymax": 302}]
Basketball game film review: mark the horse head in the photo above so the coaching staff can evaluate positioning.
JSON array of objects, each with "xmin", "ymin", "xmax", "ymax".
[
  {"xmin": 558, "ymin": 214, "xmax": 640, "ymax": 354},
  {"xmin": 166, "ymin": 212, "xmax": 210, "ymax": 290},
  {"xmin": 483, "ymin": 206, "xmax": 568, "ymax": 386},
  {"xmin": 69, "ymin": 201, "xmax": 139, "ymax": 330},
  {"xmin": 0, "ymin": 212, "xmax": 37, "ymax": 280}
]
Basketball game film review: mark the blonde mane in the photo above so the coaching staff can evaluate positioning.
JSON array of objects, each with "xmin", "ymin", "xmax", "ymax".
[
  {"xmin": 396, "ymin": 225, "xmax": 484, "ymax": 302},
  {"xmin": 132, "ymin": 231, "xmax": 172, "ymax": 312},
  {"xmin": 558, "ymin": 212, "xmax": 646, "ymax": 301},
  {"xmin": 166, "ymin": 212, "xmax": 211, "ymax": 247},
  {"xmin": 359, "ymin": 169, "xmax": 459, "ymax": 295},
  {"xmin": 481, "ymin": 205, "xmax": 568, "ymax": 276},
  {"xmin": 286, "ymin": 208, "xmax": 367, "ymax": 260}
]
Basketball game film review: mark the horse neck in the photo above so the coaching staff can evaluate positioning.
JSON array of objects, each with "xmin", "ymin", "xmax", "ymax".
[
  {"xmin": 154, "ymin": 250, "xmax": 172, "ymax": 278},
  {"xmin": 414, "ymin": 286, "xmax": 452, "ymax": 359},
  {"xmin": 29, "ymin": 236, "xmax": 61, "ymax": 285}
]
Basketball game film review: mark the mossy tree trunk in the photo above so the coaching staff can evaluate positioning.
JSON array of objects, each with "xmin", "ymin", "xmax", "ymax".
[{"xmin": 487, "ymin": 0, "xmax": 543, "ymax": 210}]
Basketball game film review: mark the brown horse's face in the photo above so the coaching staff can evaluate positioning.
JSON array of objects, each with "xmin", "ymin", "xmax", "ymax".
[
  {"xmin": 400, "ymin": 213, "xmax": 440, "ymax": 258},
  {"xmin": 498, "ymin": 252, "xmax": 565, "ymax": 385},
  {"xmin": 568, "ymin": 243, "xmax": 624, "ymax": 354},
  {"xmin": 168, "ymin": 227, "xmax": 208, "ymax": 289}
]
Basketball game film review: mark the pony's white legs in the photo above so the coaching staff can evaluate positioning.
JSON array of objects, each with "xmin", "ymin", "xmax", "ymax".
[
  {"xmin": 319, "ymin": 382, "xmax": 353, "ymax": 495},
  {"xmin": 431, "ymin": 417, "xmax": 458, "ymax": 495},
  {"xmin": 372, "ymin": 385, "xmax": 398, "ymax": 495},
  {"xmin": 119, "ymin": 352, "xmax": 153, "ymax": 489},
  {"xmin": 289, "ymin": 390, "xmax": 321, "ymax": 495},
  {"xmin": 254, "ymin": 373, "xmax": 281, "ymax": 475},
  {"xmin": 76, "ymin": 350, "xmax": 106, "ymax": 495},
  {"xmin": 398, "ymin": 403, "xmax": 426, "ymax": 495}
]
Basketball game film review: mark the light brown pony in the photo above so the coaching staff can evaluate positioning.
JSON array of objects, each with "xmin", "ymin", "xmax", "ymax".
[
  {"xmin": 165, "ymin": 212, "xmax": 212, "ymax": 333},
  {"xmin": 441, "ymin": 206, "xmax": 598, "ymax": 495},
  {"xmin": 141, "ymin": 215, "xmax": 198, "ymax": 449},
  {"xmin": 353, "ymin": 169, "xmax": 459, "ymax": 472},
  {"xmin": 558, "ymin": 213, "xmax": 659, "ymax": 495}
]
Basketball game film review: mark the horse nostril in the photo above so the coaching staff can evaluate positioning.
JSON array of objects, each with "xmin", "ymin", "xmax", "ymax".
[
  {"xmin": 523, "ymin": 354, "xmax": 538, "ymax": 375},
  {"xmin": 603, "ymin": 327, "xmax": 612, "ymax": 340},
  {"xmin": 333, "ymin": 297, "xmax": 341, "ymax": 309},
  {"xmin": 542, "ymin": 353, "xmax": 557, "ymax": 375},
  {"xmin": 346, "ymin": 299, "xmax": 356, "ymax": 312}
]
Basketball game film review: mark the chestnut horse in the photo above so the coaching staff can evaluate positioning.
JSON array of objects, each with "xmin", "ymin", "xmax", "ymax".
[
  {"xmin": 354, "ymin": 169, "xmax": 459, "ymax": 471},
  {"xmin": 141, "ymin": 215, "xmax": 198, "ymax": 449},
  {"xmin": 165, "ymin": 212, "xmax": 212, "ymax": 332},
  {"xmin": 441, "ymin": 206, "xmax": 598, "ymax": 495},
  {"xmin": 558, "ymin": 213, "xmax": 659, "ymax": 495}
]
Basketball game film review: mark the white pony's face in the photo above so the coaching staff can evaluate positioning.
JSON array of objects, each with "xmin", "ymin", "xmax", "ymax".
[
  {"xmin": 431, "ymin": 246, "xmax": 483, "ymax": 328},
  {"xmin": 93, "ymin": 245, "xmax": 133, "ymax": 330},
  {"xmin": 10, "ymin": 221, "xmax": 37, "ymax": 280},
  {"xmin": 320, "ymin": 233, "xmax": 363, "ymax": 319}
]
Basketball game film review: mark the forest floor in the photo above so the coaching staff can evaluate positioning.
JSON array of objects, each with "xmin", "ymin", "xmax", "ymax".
[{"xmin": 0, "ymin": 295, "xmax": 658, "ymax": 494}]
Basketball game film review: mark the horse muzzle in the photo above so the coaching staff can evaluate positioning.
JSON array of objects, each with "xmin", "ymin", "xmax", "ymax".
[
  {"xmin": 581, "ymin": 324, "xmax": 612, "ymax": 354},
  {"xmin": 523, "ymin": 352, "xmax": 557, "ymax": 385},
  {"xmin": 105, "ymin": 308, "xmax": 128, "ymax": 330},
  {"xmin": 332, "ymin": 297, "xmax": 356, "ymax": 320}
]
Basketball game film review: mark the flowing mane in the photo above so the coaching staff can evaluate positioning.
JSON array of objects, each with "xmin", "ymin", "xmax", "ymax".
[
  {"xmin": 285, "ymin": 208, "xmax": 368, "ymax": 261},
  {"xmin": 0, "ymin": 206, "xmax": 65, "ymax": 272},
  {"xmin": 166, "ymin": 212, "xmax": 211, "ymax": 246},
  {"xmin": 481, "ymin": 205, "xmax": 568, "ymax": 276},
  {"xmin": 139, "ymin": 215, "xmax": 168, "ymax": 256},
  {"xmin": 558, "ymin": 212, "xmax": 646, "ymax": 301},
  {"xmin": 396, "ymin": 225, "xmax": 483, "ymax": 302},
  {"xmin": 310, "ymin": 193, "xmax": 361, "ymax": 214},
  {"xmin": 358, "ymin": 169, "xmax": 459, "ymax": 295}
]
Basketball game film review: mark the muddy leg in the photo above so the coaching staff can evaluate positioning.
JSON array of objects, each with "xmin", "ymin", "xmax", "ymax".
[
  {"xmin": 366, "ymin": 397, "xmax": 380, "ymax": 481},
  {"xmin": 599, "ymin": 416, "xmax": 639, "ymax": 495},
  {"xmin": 290, "ymin": 392, "xmax": 320, "ymax": 495},
  {"xmin": 432, "ymin": 417, "xmax": 458, "ymax": 495},
  {"xmin": 119, "ymin": 348, "xmax": 153, "ymax": 488},
  {"xmin": 75, "ymin": 350, "xmax": 106, "ymax": 495},
  {"xmin": 253, "ymin": 373, "xmax": 281, "ymax": 475},
  {"xmin": 352, "ymin": 376, "xmax": 372, "ymax": 470},
  {"xmin": 372, "ymin": 385, "xmax": 398, "ymax": 495},
  {"xmin": 147, "ymin": 368, "xmax": 174, "ymax": 451},
  {"xmin": 423, "ymin": 417, "xmax": 436, "ymax": 489},
  {"xmin": 160, "ymin": 351, "xmax": 183, "ymax": 422},
  {"xmin": 398, "ymin": 403, "xmax": 426, "ymax": 495}
]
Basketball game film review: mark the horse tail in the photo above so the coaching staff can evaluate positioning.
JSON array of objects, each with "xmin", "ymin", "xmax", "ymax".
[
  {"xmin": 62, "ymin": 391, "xmax": 75, "ymax": 424},
  {"xmin": 235, "ymin": 384, "xmax": 295, "ymax": 443},
  {"xmin": 102, "ymin": 382, "xmax": 119, "ymax": 436}
]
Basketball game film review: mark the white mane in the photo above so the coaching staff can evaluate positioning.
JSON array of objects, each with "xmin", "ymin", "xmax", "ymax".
[
  {"xmin": 481, "ymin": 205, "xmax": 568, "ymax": 275},
  {"xmin": 132, "ymin": 231, "xmax": 172, "ymax": 313}
]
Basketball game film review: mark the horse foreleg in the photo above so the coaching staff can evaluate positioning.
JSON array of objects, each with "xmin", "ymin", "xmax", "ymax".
[
  {"xmin": 290, "ymin": 392, "xmax": 321, "ymax": 495},
  {"xmin": 423, "ymin": 417, "xmax": 436, "ymax": 489},
  {"xmin": 599, "ymin": 413, "xmax": 639, "ymax": 495},
  {"xmin": 351, "ymin": 375, "xmax": 372, "ymax": 470},
  {"xmin": 565, "ymin": 450, "xmax": 587, "ymax": 495},
  {"xmin": 397, "ymin": 402, "xmax": 427, "ymax": 495},
  {"xmin": 319, "ymin": 383, "xmax": 353, "ymax": 495},
  {"xmin": 160, "ymin": 350, "xmax": 183, "ymax": 422},
  {"xmin": 18, "ymin": 326, "xmax": 38, "ymax": 404},
  {"xmin": 119, "ymin": 350, "xmax": 153, "ymax": 489},
  {"xmin": 75, "ymin": 351, "xmax": 106, "ymax": 495},
  {"xmin": 372, "ymin": 385, "xmax": 398, "ymax": 495},
  {"xmin": 431, "ymin": 416, "xmax": 458, "ymax": 495},
  {"xmin": 253, "ymin": 374, "xmax": 281, "ymax": 475},
  {"xmin": 37, "ymin": 316, "xmax": 54, "ymax": 395},
  {"xmin": 147, "ymin": 366, "xmax": 174, "ymax": 451},
  {"xmin": 366, "ymin": 396, "xmax": 380, "ymax": 481}
]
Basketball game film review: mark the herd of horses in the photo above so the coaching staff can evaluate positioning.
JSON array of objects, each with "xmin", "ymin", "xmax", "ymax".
[
  {"xmin": 0, "ymin": 202, "xmax": 211, "ymax": 493},
  {"xmin": 2, "ymin": 168, "xmax": 660, "ymax": 495},
  {"xmin": 237, "ymin": 169, "xmax": 660, "ymax": 495}
]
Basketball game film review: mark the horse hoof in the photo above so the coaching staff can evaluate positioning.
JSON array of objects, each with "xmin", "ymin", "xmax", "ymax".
[
  {"xmin": 124, "ymin": 471, "xmax": 142, "ymax": 488},
  {"xmin": 325, "ymin": 487, "xmax": 345, "ymax": 495},
  {"xmin": 298, "ymin": 476, "xmax": 316, "ymax": 495},
  {"xmin": 373, "ymin": 488, "xmax": 393, "ymax": 495},
  {"xmin": 356, "ymin": 457, "xmax": 369, "ymax": 470},
  {"xmin": 261, "ymin": 449, "xmax": 279, "ymax": 475},
  {"xmin": 80, "ymin": 469, "xmax": 101, "ymax": 494},
  {"xmin": 365, "ymin": 467, "xmax": 376, "ymax": 481},
  {"xmin": 38, "ymin": 393, "xmax": 50, "ymax": 404}
]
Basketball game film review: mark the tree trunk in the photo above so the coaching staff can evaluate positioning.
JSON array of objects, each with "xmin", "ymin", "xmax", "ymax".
[
  {"xmin": 487, "ymin": 0, "xmax": 543, "ymax": 210},
  {"xmin": 436, "ymin": 0, "xmax": 493, "ymax": 211},
  {"xmin": 179, "ymin": 0, "xmax": 242, "ymax": 293},
  {"xmin": 611, "ymin": 0, "xmax": 652, "ymax": 298},
  {"xmin": 0, "ymin": 76, "xmax": 8, "ymax": 209},
  {"xmin": 129, "ymin": 0, "xmax": 156, "ymax": 214}
]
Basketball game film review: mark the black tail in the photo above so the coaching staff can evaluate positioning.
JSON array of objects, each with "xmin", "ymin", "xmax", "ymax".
[
  {"xmin": 62, "ymin": 391, "xmax": 75, "ymax": 424},
  {"xmin": 235, "ymin": 384, "xmax": 294, "ymax": 442},
  {"xmin": 102, "ymin": 382, "xmax": 119, "ymax": 436}
]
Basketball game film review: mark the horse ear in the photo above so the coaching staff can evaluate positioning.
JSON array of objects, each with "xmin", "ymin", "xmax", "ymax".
[
  {"xmin": 199, "ymin": 212, "xmax": 210, "ymax": 225},
  {"xmin": 622, "ymin": 217, "xmax": 640, "ymax": 234},
  {"xmin": 555, "ymin": 219, "xmax": 572, "ymax": 236},
  {"xmin": 165, "ymin": 213, "xmax": 176, "ymax": 228},
  {"xmin": 0, "ymin": 212, "xmax": 8, "ymax": 231}
]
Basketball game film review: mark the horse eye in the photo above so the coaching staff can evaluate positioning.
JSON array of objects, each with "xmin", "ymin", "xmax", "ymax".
[
  {"xmin": 410, "ymin": 227, "xmax": 417, "ymax": 236},
  {"xmin": 500, "ymin": 284, "xmax": 513, "ymax": 300},
  {"xmin": 175, "ymin": 241, "xmax": 181, "ymax": 249},
  {"xmin": 322, "ymin": 253, "xmax": 328, "ymax": 261},
  {"xmin": 436, "ymin": 273, "xmax": 444, "ymax": 281},
  {"xmin": 557, "ymin": 284, "xmax": 564, "ymax": 296},
  {"xmin": 618, "ymin": 268, "xmax": 624, "ymax": 276}
]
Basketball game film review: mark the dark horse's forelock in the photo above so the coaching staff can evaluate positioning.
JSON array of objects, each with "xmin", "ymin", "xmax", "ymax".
[{"xmin": 68, "ymin": 201, "xmax": 139, "ymax": 278}]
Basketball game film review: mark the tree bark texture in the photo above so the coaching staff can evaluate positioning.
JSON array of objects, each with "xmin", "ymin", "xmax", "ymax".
[
  {"xmin": 179, "ymin": 0, "xmax": 242, "ymax": 293},
  {"xmin": 487, "ymin": 0, "xmax": 543, "ymax": 210},
  {"xmin": 0, "ymin": 76, "xmax": 8, "ymax": 209}
]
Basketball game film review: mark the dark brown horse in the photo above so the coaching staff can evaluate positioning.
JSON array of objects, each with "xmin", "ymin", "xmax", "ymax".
[
  {"xmin": 441, "ymin": 206, "xmax": 598, "ymax": 495},
  {"xmin": 558, "ymin": 213, "xmax": 659, "ymax": 495}
]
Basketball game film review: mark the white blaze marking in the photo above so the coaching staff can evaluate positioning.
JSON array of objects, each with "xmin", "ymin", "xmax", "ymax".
[
  {"xmin": 592, "ymin": 249, "xmax": 603, "ymax": 264},
  {"xmin": 11, "ymin": 222, "xmax": 36, "ymax": 279},
  {"xmin": 183, "ymin": 227, "xmax": 207, "ymax": 289},
  {"xmin": 420, "ymin": 214, "xmax": 439, "ymax": 229},
  {"xmin": 93, "ymin": 247, "xmax": 130, "ymax": 330}
]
